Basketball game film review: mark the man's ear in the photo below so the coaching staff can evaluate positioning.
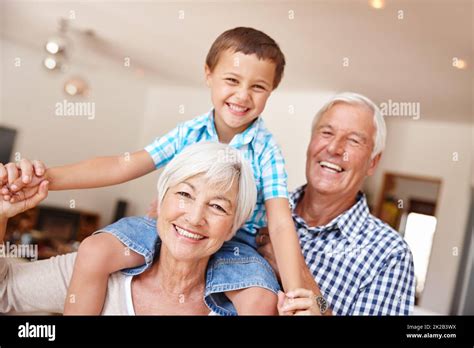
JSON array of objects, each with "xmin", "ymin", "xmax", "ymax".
[
  {"xmin": 204, "ymin": 64, "xmax": 212, "ymax": 87},
  {"xmin": 367, "ymin": 153, "xmax": 382, "ymax": 177}
]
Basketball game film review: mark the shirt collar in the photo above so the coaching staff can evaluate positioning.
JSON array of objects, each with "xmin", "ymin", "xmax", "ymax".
[
  {"xmin": 205, "ymin": 109, "xmax": 262, "ymax": 146},
  {"xmin": 290, "ymin": 185, "xmax": 370, "ymax": 242}
]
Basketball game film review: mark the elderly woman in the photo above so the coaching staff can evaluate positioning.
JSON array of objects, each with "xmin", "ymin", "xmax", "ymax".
[{"xmin": 0, "ymin": 142, "xmax": 257, "ymax": 315}]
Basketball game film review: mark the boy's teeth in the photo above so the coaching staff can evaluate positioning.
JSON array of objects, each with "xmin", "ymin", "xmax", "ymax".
[
  {"xmin": 319, "ymin": 161, "xmax": 343, "ymax": 172},
  {"xmin": 228, "ymin": 103, "xmax": 248, "ymax": 112},
  {"xmin": 175, "ymin": 225, "xmax": 204, "ymax": 240}
]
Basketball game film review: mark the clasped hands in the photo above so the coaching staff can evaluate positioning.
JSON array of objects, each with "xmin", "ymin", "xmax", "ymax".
[
  {"xmin": 257, "ymin": 228, "xmax": 323, "ymax": 316},
  {"xmin": 0, "ymin": 160, "xmax": 49, "ymax": 218}
]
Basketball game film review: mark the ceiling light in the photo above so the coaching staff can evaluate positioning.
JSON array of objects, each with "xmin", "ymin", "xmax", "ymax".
[
  {"xmin": 43, "ymin": 57, "xmax": 58, "ymax": 70},
  {"xmin": 454, "ymin": 59, "xmax": 467, "ymax": 69},
  {"xmin": 369, "ymin": 0, "xmax": 385, "ymax": 9},
  {"xmin": 64, "ymin": 77, "xmax": 88, "ymax": 96}
]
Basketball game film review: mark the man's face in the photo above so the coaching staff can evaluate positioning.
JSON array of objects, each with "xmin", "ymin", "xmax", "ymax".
[
  {"xmin": 205, "ymin": 49, "xmax": 275, "ymax": 136},
  {"xmin": 306, "ymin": 102, "xmax": 381, "ymax": 198}
]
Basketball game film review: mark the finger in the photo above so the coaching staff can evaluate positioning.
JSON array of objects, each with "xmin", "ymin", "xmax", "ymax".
[
  {"xmin": 5, "ymin": 163, "xmax": 20, "ymax": 187},
  {"xmin": 282, "ymin": 297, "xmax": 313, "ymax": 312},
  {"xmin": 10, "ymin": 171, "xmax": 44, "ymax": 191},
  {"xmin": 11, "ymin": 185, "xmax": 40, "ymax": 202},
  {"xmin": 0, "ymin": 164, "xmax": 7, "ymax": 185},
  {"xmin": 277, "ymin": 291, "xmax": 286, "ymax": 310},
  {"xmin": 294, "ymin": 310, "xmax": 312, "ymax": 316},
  {"xmin": 286, "ymin": 288, "xmax": 314, "ymax": 299},
  {"xmin": 32, "ymin": 160, "xmax": 47, "ymax": 177},
  {"xmin": 277, "ymin": 291, "xmax": 294, "ymax": 316},
  {"xmin": 1, "ymin": 184, "xmax": 10, "ymax": 195},
  {"xmin": 23, "ymin": 181, "xmax": 49, "ymax": 210},
  {"xmin": 19, "ymin": 158, "xmax": 33, "ymax": 184}
]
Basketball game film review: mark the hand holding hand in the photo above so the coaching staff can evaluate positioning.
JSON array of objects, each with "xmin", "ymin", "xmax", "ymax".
[{"xmin": 0, "ymin": 159, "xmax": 47, "ymax": 202}]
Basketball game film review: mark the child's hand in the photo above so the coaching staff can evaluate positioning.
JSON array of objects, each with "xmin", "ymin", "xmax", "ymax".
[{"xmin": 0, "ymin": 159, "xmax": 47, "ymax": 202}]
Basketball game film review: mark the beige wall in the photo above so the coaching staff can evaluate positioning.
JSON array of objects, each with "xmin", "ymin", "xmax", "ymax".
[
  {"xmin": 365, "ymin": 119, "xmax": 473, "ymax": 314},
  {"xmin": 1, "ymin": 38, "xmax": 150, "ymax": 224}
]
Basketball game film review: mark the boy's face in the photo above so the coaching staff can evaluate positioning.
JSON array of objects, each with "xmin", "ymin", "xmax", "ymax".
[{"xmin": 205, "ymin": 49, "xmax": 276, "ymax": 137}]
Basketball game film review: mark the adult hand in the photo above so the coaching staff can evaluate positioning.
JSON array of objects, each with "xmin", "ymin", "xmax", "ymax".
[
  {"xmin": 146, "ymin": 197, "xmax": 159, "ymax": 219},
  {"xmin": 256, "ymin": 227, "xmax": 280, "ymax": 282},
  {"xmin": 0, "ymin": 180, "xmax": 49, "ymax": 219},
  {"xmin": 278, "ymin": 288, "xmax": 325, "ymax": 315},
  {"xmin": 0, "ymin": 159, "xmax": 47, "ymax": 200}
]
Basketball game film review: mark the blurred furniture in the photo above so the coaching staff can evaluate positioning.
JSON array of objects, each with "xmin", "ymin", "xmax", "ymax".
[{"xmin": 5, "ymin": 205, "xmax": 100, "ymax": 259}]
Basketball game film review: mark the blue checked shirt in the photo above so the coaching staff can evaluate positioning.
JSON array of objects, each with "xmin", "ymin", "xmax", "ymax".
[
  {"xmin": 290, "ymin": 185, "xmax": 416, "ymax": 315},
  {"xmin": 145, "ymin": 109, "xmax": 289, "ymax": 235}
]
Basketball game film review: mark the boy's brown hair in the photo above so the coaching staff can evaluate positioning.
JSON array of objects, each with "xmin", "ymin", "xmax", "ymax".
[{"xmin": 205, "ymin": 27, "xmax": 286, "ymax": 89}]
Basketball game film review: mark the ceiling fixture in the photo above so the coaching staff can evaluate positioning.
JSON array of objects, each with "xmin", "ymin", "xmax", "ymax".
[
  {"xmin": 454, "ymin": 59, "xmax": 467, "ymax": 70},
  {"xmin": 43, "ymin": 18, "xmax": 70, "ymax": 71},
  {"xmin": 64, "ymin": 77, "xmax": 89, "ymax": 96},
  {"xmin": 369, "ymin": 0, "xmax": 385, "ymax": 9}
]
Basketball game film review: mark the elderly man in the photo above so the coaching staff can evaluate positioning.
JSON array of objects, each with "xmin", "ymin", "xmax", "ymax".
[{"xmin": 259, "ymin": 92, "xmax": 415, "ymax": 315}]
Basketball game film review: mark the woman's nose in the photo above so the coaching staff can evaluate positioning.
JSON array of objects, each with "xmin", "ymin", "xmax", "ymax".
[{"xmin": 184, "ymin": 204, "xmax": 205, "ymax": 226}]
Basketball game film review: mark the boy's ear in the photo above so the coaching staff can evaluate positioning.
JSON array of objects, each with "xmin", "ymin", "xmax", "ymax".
[{"xmin": 204, "ymin": 64, "xmax": 212, "ymax": 87}]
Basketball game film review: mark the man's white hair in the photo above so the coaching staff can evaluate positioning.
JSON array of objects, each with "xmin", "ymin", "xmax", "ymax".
[
  {"xmin": 157, "ymin": 142, "xmax": 257, "ymax": 235},
  {"xmin": 311, "ymin": 92, "xmax": 386, "ymax": 159}
]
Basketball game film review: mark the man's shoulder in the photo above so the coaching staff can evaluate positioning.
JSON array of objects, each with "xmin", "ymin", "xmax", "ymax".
[{"xmin": 365, "ymin": 213, "xmax": 412, "ymax": 256}]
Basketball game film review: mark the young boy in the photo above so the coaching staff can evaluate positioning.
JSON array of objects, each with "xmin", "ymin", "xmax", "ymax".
[{"xmin": 1, "ymin": 27, "xmax": 309, "ymax": 315}]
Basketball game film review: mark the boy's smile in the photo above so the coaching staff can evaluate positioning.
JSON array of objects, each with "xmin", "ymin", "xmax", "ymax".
[{"xmin": 205, "ymin": 49, "xmax": 276, "ymax": 143}]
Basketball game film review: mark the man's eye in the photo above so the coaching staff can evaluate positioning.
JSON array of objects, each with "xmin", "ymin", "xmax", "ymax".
[
  {"xmin": 177, "ymin": 191, "xmax": 191, "ymax": 199},
  {"xmin": 211, "ymin": 204, "xmax": 227, "ymax": 213},
  {"xmin": 349, "ymin": 138, "xmax": 360, "ymax": 145},
  {"xmin": 322, "ymin": 131, "xmax": 333, "ymax": 136}
]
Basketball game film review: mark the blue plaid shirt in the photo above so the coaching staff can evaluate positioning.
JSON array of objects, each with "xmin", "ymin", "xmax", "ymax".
[
  {"xmin": 290, "ymin": 185, "xmax": 416, "ymax": 315},
  {"xmin": 145, "ymin": 110, "xmax": 288, "ymax": 235}
]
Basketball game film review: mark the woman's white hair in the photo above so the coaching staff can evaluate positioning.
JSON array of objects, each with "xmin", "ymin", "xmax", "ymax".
[
  {"xmin": 157, "ymin": 142, "xmax": 257, "ymax": 235},
  {"xmin": 311, "ymin": 92, "xmax": 386, "ymax": 159}
]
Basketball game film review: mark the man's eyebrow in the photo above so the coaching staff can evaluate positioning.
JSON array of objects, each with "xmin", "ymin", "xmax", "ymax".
[{"xmin": 317, "ymin": 124, "xmax": 334, "ymax": 130}]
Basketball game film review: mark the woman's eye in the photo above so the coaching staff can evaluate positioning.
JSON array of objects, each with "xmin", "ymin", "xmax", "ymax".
[
  {"xmin": 177, "ymin": 191, "xmax": 191, "ymax": 199},
  {"xmin": 211, "ymin": 204, "xmax": 227, "ymax": 213}
]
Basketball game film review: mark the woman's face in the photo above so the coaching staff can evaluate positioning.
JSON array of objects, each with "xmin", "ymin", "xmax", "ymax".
[{"xmin": 157, "ymin": 174, "xmax": 238, "ymax": 262}]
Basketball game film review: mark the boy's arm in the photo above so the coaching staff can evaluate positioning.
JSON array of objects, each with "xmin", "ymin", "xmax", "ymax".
[
  {"xmin": 265, "ymin": 198, "xmax": 318, "ymax": 293},
  {"xmin": 45, "ymin": 150, "xmax": 155, "ymax": 190},
  {"xmin": 7, "ymin": 150, "xmax": 155, "ymax": 193}
]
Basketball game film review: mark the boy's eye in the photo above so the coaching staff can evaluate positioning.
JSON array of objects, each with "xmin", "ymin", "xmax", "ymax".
[
  {"xmin": 225, "ymin": 78, "xmax": 238, "ymax": 84},
  {"xmin": 210, "ymin": 204, "xmax": 227, "ymax": 214},
  {"xmin": 253, "ymin": 85, "xmax": 266, "ymax": 91}
]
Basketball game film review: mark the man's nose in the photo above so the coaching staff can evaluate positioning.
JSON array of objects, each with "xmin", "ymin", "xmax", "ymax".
[{"xmin": 327, "ymin": 136, "xmax": 346, "ymax": 156}]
